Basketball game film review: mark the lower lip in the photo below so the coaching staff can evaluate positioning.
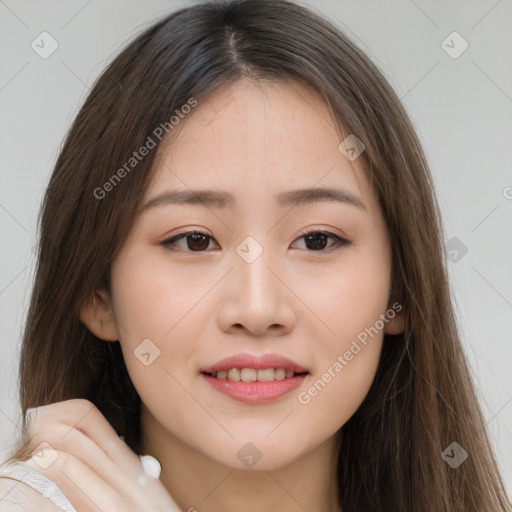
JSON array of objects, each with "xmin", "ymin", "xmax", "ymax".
[{"xmin": 201, "ymin": 373, "xmax": 308, "ymax": 404}]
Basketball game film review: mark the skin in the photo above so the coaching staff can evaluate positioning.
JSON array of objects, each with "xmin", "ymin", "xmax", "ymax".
[
  {"xmin": 10, "ymin": 401, "xmax": 183, "ymax": 511},
  {"xmin": 79, "ymin": 78, "xmax": 404, "ymax": 512}
]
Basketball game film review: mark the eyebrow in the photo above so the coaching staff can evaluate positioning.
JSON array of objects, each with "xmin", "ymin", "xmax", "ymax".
[{"xmin": 140, "ymin": 186, "xmax": 367, "ymax": 213}]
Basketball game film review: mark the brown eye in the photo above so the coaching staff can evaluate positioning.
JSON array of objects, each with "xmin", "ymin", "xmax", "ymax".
[
  {"xmin": 304, "ymin": 232, "xmax": 329, "ymax": 250},
  {"xmin": 292, "ymin": 230, "xmax": 351, "ymax": 252},
  {"xmin": 161, "ymin": 230, "xmax": 218, "ymax": 252},
  {"xmin": 186, "ymin": 233, "xmax": 210, "ymax": 251},
  {"xmin": 161, "ymin": 229, "xmax": 350, "ymax": 254}
]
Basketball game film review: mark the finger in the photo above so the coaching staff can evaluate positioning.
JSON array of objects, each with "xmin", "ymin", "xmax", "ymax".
[
  {"xmin": 26, "ymin": 399, "xmax": 141, "ymax": 471},
  {"xmin": 26, "ymin": 421, "xmax": 146, "ymax": 504},
  {"xmin": 25, "ymin": 400, "xmax": 178, "ymax": 509},
  {"xmin": 25, "ymin": 449, "xmax": 123, "ymax": 512}
]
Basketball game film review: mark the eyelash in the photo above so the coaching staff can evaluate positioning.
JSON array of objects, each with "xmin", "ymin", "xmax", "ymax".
[{"xmin": 160, "ymin": 228, "xmax": 351, "ymax": 254}]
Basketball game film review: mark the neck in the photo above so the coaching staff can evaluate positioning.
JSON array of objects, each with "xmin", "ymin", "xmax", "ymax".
[{"xmin": 139, "ymin": 403, "xmax": 342, "ymax": 512}]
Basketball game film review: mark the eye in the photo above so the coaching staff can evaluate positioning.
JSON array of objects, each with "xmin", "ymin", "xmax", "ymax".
[
  {"xmin": 160, "ymin": 229, "xmax": 351, "ymax": 253},
  {"xmin": 291, "ymin": 229, "xmax": 351, "ymax": 252},
  {"xmin": 160, "ymin": 230, "xmax": 219, "ymax": 253}
]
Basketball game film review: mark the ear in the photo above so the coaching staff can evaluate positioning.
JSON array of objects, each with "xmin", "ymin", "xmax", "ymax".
[
  {"xmin": 79, "ymin": 288, "xmax": 119, "ymax": 341},
  {"xmin": 384, "ymin": 303, "xmax": 405, "ymax": 335}
]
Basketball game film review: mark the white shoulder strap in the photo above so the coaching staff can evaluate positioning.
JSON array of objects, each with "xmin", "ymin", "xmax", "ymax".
[{"xmin": 0, "ymin": 459, "xmax": 77, "ymax": 512}]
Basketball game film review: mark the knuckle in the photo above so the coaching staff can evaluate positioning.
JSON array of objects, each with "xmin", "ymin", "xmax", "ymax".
[
  {"xmin": 64, "ymin": 398, "xmax": 97, "ymax": 413},
  {"xmin": 26, "ymin": 420, "xmax": 56, "ymax": 446}
]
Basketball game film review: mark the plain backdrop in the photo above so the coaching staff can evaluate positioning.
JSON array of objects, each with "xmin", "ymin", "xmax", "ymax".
[{"xmin": 1, "ymin": 0, "xmax": 511, "ymax": 494}]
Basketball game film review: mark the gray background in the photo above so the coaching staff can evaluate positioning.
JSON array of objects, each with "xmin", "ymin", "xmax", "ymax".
[{"xmin": 1, "ymin": 0, "xmax": 511, "ymax": 493}]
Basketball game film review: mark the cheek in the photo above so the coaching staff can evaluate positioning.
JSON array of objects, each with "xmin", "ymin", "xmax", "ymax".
[
  {"xmin": 293, "ymin": 244, "xmax": 391, "ymax": 348},
  {"xmin": 109, "ymin": 253, "xmax": 211, "ymax": 396},
  {"xmin": 288, "ymin": 247, "xmax": 390, "ymax": 427},
  {"xmin": 293, "ymin": 335, "xmax": 382, "ymax": 453},
  {"xmin": 110, "ymin": 248, "xmax": 218, "ymax": 341}
]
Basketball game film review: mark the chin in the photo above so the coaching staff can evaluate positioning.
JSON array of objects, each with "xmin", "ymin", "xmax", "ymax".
[{"xmin": 199, "ymin": 434, "xmax": 311, "ymax": 472}]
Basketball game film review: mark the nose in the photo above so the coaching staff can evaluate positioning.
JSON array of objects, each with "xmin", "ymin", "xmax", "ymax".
[{"xmin": 216, "ymin": 244, "xmax": 297, "ymax": 336}]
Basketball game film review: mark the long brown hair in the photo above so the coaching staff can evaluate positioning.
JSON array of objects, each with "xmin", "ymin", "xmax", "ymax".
[{"xmin": 3, "ymin": 1, "xmax": 510, "ymax": 510}]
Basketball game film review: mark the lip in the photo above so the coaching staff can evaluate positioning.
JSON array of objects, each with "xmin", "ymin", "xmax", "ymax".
[
  {"xmin": 200, "ymin": 353, "xmax": 310, "ymax": 404},
  {"xmin": 202, "ymin": 373, "xmax": 308, "ymax": 404},
  {"xmin": 200, "ymin": 353, "xmax": 309, "ymax": 374}
]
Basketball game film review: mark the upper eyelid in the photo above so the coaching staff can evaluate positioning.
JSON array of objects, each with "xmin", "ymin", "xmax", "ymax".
[
  {"xmin": 163, "ymin": 228, "xmax": 346, "ymax": 241},
  {"xmin": 161, "ymin": 229, "xmax": 350, "ymax": 251}
]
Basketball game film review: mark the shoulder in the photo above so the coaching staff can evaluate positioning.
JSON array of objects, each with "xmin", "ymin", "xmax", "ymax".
[{"xmin": 0, "ymin": 475, "xmax": 65, "ymax": 511}]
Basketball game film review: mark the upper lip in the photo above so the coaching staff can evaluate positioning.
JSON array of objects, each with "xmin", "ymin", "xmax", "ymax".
[{"xmin": 200, "ymin": 353, "xmax": 309, "ymax": 374}]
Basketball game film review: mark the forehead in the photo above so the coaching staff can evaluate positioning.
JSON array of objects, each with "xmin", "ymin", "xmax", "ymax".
[{"xmin": 146, "ymin": 78, "xmax": 373, "ymax": 212}]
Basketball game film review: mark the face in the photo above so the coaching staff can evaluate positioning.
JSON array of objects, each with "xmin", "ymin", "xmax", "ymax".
[{"xmin": 94, "ymin": 79, "xmax": 401, "ymax": 470}]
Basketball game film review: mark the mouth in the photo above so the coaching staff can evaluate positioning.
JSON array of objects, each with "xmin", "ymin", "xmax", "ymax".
[
  {"xmin": 199, "ymin": 353, "xmax": 310, "ymax": 403},
  {"xmin": 201, "ymin": 368, "xmax": 309, "ymax": 381},
  {"xmin": 200, "ymin": 353, "xmax": 309, "ymax": 376}
]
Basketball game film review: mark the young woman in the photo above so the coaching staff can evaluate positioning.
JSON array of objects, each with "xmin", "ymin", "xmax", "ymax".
[{"xmin": 0, "ymin": 0, "xmax": 510, "ymax": 511}]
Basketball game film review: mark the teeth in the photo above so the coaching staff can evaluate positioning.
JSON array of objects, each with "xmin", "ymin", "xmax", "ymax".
[
  {"xmin": 213, "ymin": 368, "xmax": 300, "ymax": 381},
  {"xmin": 228, "ymin": 368, "xmax": 240, "ymax": 381},
  {"xmin": 274, "ymin": 368, "xmax": 286, "ymax": 380},
  {"xmin": 241, "ymin": 368, "xmax": 257, "ymax": 382},
  {"xmin": 256, "ymin": 368, "xmax": 275, "ymax": 381}
]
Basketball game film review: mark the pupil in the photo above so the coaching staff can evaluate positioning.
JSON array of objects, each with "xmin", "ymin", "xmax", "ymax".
[
  {"xmin": 188, "ymin": 233, "xmax": 209, "ymax": 251},
  {"xmin": 185, "ymin": 233, "xmax": 329, "ymax": 251},
  {"xmin": 305, "ymin": 233, "xmax": 327, "ymax": 250}
]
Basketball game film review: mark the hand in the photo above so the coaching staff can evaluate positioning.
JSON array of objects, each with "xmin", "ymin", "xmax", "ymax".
[{"xmin": 21, "ymin": 398, "xmax": 183, "ymax": 512}]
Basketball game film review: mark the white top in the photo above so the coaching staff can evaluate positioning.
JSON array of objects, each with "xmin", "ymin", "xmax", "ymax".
[{"xmin": 0, "ymin": 459, "xmax": 76, "ymax": 511}]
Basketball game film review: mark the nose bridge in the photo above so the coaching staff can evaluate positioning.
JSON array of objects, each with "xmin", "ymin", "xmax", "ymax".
[
  {"xmin": 216, "ymin": 233, "xmax": 295, "ymax": 335},
  {"xmin": 234, "ymin": 236, "xmax": 276, "ymax": 308}
]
